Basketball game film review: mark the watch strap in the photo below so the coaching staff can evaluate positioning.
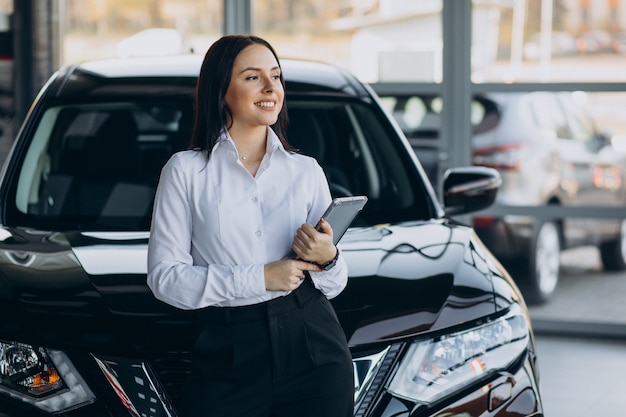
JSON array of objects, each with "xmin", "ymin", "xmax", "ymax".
[{"xmin": 317, "ymin": 247, "xmax": 339, "ymax": 271}]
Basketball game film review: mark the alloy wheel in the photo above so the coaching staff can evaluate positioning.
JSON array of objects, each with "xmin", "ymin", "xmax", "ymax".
[{"xmin": 529, "ymin": 221, "xmax": 561, "ymax": 303}]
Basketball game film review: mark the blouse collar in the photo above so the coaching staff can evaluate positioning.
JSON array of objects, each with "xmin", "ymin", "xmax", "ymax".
[{"xmin": 213, "ymin": 127, "xmax": 288, "ymax": 159}]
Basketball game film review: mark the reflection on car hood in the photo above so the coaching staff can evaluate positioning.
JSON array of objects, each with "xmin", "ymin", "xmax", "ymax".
[
  {"xmin": 335, "ymin": 220, "xmax": 505, "ymax": 347},
  {"xmin": 0, "ymin": 220, "xmax": 519, "ymax": 353}
]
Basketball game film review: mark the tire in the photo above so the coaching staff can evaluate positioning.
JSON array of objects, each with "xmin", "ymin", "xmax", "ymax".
[
  {"xmin": 522, "ymin": 220, "xmax": 561, "ymax": 305},
  {"xmin": 599, "ymin": 219, "xmax": 626, "ymax": 271}
]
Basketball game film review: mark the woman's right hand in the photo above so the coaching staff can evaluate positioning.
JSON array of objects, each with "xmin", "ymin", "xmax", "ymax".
[{"xmin": 264, "ymin": 259, "xmax": 322, "ymax": 291}]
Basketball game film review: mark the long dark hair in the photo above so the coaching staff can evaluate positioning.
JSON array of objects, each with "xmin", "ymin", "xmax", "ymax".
[{"xmin": 189, "ymin": 34, "xmax": 294, "ymax": 156}]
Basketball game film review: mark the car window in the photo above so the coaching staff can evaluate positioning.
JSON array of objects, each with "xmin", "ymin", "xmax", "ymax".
[
  {"xmin": 378, "ymin": 94, "xmax": 495, "ymax": 138},
  {"xmin": 6, "ymin": 97, "xmax": 432, "ymax": 231},
  {"xmin": 559, "ymin": 93, "xmax": 597, "ymax": 143},
  {"xmin": 379, "ymin": 95, "xmax": 428, "ymax": 132},
  {"xmin": 10, "ymin": 100, "xmax": 191, "ymax": 230},
  {"xmin": 527, "ymin": 93, "xmax": 569, "ymax": 139},
  {"xmin": 286, "ymin": 99, "xmax": 430, "ymax": 225}
]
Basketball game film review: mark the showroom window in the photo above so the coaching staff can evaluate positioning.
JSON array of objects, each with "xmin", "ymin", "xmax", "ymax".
[
  {"xmin": 253, "ymin": 0, "xmax": 443, "ymax": 83},
  {"xmin": 59, "ymin": 0, "xmax": 223, "ymax": 65},
  {"xmin": 472, "ymin": 0, "xmax": 626, "ymax": 83}
]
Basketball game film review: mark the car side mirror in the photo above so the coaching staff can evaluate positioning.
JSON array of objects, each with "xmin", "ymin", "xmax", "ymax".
[
  {"xmin": 612, "ymin": 135, "xmax": 626, "ymax": 153},
  {"xmin": 443, "ymin": 166, "xmax": 501, "ymax": 215}
]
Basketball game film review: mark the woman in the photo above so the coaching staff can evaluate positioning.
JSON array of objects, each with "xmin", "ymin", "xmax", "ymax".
[{"xmin": 147, "ymin": 34, "xmax": 354, "ymax": 417}]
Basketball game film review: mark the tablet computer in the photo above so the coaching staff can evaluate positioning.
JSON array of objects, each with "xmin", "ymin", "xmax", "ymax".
[{"xmin": 316, "ymin": 196, "xmax": 368, "ymax": 245}]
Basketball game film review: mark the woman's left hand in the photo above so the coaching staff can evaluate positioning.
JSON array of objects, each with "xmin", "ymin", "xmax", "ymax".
[{"xmin": 292, "ymin": 219, "xmax": 336, "ymax": 265}]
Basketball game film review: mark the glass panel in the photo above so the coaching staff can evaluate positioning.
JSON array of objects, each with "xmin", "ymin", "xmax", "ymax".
[
  {"xmin": 253, "ymin": 0, "xmax": 443, "ymax": 83},
  {"xmin": 60, "ymin": 0, "xmax": 222, "ymax": 65},
  {"xmin": 560, "ymin": 91, "xmax": 597, "ymax": 142},
  {"xmin": 472, "ymin": 0, "xmax": 626, "ymax": 82},
  {"xmin": 526, "ymin": 92, "xmax": 568, "ymax": 139},
  {"xmin": 286, "ymin": 98, "xmax": 430, "ymax": 223},
  {"xmin": 585, "ymin": 91, "xmax": 626, "ymax": 149}
]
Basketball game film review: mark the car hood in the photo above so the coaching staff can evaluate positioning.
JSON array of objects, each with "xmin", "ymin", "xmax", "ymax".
[{"xmin": 0, "ymin": 220, "xmax": 521, "ymax": 354}]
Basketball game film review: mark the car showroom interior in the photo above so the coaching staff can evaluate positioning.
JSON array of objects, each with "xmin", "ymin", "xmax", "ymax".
[{"xmin": 0, "ymin": 1, "xmax": 625, "ymax": 416}]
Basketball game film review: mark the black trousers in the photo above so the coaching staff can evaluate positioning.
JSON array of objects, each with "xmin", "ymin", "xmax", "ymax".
[{"xmin": 180, "ymin": 278, "xmax": 354, "ymax": 417}]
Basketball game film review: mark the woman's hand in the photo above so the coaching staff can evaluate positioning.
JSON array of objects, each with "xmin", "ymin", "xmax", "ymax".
[
  {"xmin": 264, "ymin": 259, "xmax": 322, "ymax": 291},
  {"xmin": 292, "ymin": 218, "xmax": 337, "ymax": 265}
]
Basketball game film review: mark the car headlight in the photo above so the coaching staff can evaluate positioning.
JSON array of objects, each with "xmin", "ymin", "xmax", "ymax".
[
  {"xmin": 0, "ymin": 340, "xmax": 95, "ymax": 413},
  {"xmin": 387, "ymin": 308, "xmax": 529, "ymax": 406}
]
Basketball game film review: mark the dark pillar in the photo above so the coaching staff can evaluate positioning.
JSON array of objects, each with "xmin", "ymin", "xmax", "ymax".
[
  {"xmin": 12, "ymin": 0, "xmax": 33, "ymax": 129},
  {"xmin": 0, "ymin": 10, "xmax": 13, "ymax": 162},
  {"xmin": 11, "ymin": 0, "xmax": 59, "ymax": 137}
]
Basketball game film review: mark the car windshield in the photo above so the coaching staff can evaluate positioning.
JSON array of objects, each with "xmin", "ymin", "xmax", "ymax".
[{"xmin": 6, "ymin": 96, "xmax": 433, "ymax": 231}]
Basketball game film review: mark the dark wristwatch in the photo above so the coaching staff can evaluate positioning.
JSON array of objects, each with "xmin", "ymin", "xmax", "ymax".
[{"xmin": 317, "ymin": 247, "xmax": 339, "ymax": 271}]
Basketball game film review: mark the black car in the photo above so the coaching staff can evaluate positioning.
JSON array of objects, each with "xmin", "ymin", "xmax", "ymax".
[{"xmin": 0, "ymin": 55, "xmax": 543, "ymax": 417}]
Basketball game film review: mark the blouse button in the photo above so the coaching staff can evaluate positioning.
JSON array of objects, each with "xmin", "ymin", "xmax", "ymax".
[
  {"xmin": 255, "ymin": 230, "xmax": 262, "ymax": 237},
  {"xmin": 251, "ymin": 196, "xmax": 258, "ymax": 203}
]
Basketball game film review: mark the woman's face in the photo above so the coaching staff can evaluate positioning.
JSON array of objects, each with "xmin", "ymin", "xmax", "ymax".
[{"xmin": 224, "ymin": 44, "xmax": 284, "ymax": 131}]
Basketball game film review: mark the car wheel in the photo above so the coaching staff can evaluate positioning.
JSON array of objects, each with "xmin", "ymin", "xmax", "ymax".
[
  {"xmin": 599, "ymin": 219, "xmax": 626, "ymax": 271},
  {"xmin": 523, "ymin": 220, "xmax": 561, "ymax": 305}
]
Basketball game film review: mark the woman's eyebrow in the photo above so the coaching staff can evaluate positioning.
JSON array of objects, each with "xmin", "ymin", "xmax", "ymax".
[{"xmin": 239, "ymin": 66, "xmax": 280, "ymax": 74}]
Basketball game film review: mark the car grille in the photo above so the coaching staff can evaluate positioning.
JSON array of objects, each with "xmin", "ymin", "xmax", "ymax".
[
  {"xmin": 92, "ymin": 354, "xmax": 181, "ymax": 417},
  {"xmin": 353, "ymin": 343, "xmax": 403, "ymax": 417},
  {"xmin": 93, "ymin": 343, "xmax": 404, "ymax": 417}
]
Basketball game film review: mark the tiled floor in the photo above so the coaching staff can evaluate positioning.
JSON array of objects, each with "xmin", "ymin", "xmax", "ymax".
[
  {"xmin": 534, "ymin": 335, "xmax": 626, "ymax": 416},
  {"xmin": 526, "ymin": 246, "xmax": 626, "ymax": 416},
  {"xmin": 528, "ymin": 246, "xmax": 626, "ymax": 330}
]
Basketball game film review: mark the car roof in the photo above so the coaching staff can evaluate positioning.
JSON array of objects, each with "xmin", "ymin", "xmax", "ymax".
[{"xmin": 54, "ymin": 54, "xmax": 370, "ymax": 98}]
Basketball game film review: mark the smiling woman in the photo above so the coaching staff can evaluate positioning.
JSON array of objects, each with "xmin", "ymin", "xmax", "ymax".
[{"xmin": 146, "ymin": 34, "xmax": 355, "ymax": 417}]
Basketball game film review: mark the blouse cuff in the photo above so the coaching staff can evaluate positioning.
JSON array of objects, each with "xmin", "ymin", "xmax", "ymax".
[
  {"xmin": 308, "ymin": 254, "xmax": 348, "ymax": 299},
  {"xmin": 234, "ymin": 264, "xmax": 266, "ymax": 298}
]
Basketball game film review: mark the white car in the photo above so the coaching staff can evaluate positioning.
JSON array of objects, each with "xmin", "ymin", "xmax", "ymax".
[{"xmin": 380, "ymin": 90, "xmax": 626, "ymax": 304}]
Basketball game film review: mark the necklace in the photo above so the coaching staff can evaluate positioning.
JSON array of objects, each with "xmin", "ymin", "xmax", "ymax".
[{"xmin": 240, "ymin": 152, "xmax": 264, "ymax": 162}]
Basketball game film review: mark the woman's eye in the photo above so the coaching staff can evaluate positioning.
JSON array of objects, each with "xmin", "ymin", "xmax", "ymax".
[
  {"xmin": 246, "ymin": 75, "xmax": 258, "ymax": 81},
  {"xmin": 272, "ymin": 74, "xmax": 281, "ymax": 80}
]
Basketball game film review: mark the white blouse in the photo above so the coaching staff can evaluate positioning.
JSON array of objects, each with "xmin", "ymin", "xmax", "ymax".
[{"xmin": 147, "ymin": 127, "xmax": 348, "ymax": 309}]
